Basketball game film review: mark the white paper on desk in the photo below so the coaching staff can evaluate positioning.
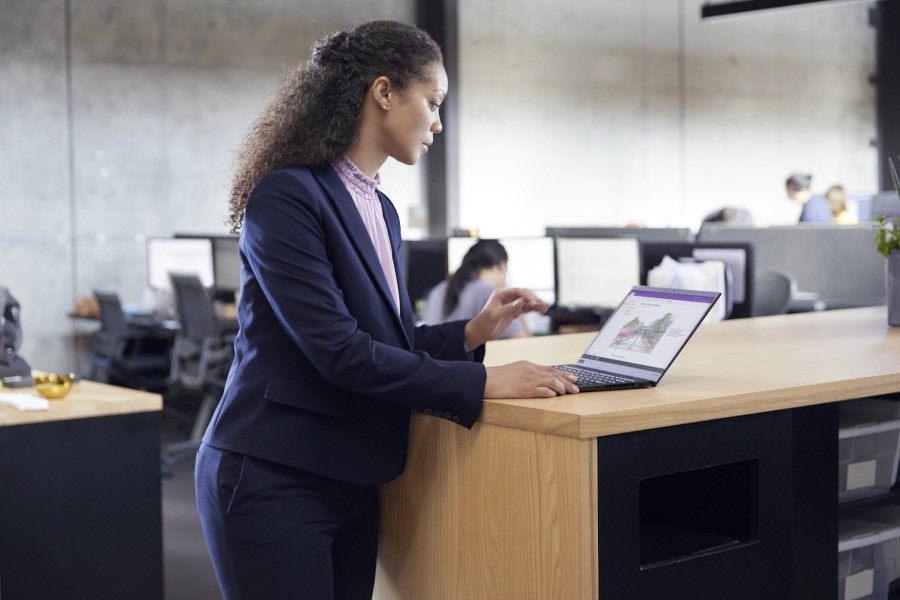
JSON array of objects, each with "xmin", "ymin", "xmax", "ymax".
[{"xmin": 0, "ymin": 392, "xmax": 49, "ymax": 411}]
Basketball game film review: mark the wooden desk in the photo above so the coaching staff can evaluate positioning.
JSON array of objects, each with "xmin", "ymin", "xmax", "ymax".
[
  {"xmin": 0, "ymin": 379, "xmax": 163, "ymax": 599},
  {"xmin": 374, "ymin": 307, "xmax": 900, "ymax": 600}
]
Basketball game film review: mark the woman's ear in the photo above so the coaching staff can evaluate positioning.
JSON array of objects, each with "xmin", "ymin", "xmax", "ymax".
[{"xmin": 371, "ymin": 76, "xmax": 392, "ymax": 110}]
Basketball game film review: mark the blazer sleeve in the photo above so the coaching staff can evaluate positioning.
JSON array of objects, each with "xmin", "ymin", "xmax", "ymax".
[{"xmin": 243, "ymin": 170, "xmax": 485, "ymax": 427}]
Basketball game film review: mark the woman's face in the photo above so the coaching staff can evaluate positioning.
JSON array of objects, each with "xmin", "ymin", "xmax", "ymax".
[{"xmin": 382, "ymin": 62, "xmax": 448, "ymax": 166}]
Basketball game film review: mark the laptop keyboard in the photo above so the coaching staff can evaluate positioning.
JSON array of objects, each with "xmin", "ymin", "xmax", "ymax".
[{"xmin": 554, "ymin": 365, "xmax": 635, "ymax": 388}]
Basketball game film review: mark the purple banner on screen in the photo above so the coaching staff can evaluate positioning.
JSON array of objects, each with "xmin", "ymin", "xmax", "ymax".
[{"xmin": 632, "ymin": 290, "xmax": 717, "ymax": 303}]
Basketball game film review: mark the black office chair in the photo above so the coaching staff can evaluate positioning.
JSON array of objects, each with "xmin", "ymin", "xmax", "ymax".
[
  {"xmin": 161, "ymin": 273, "xmax": 235, "ymax": 475},
  {"xmin": 752, "ymin": 271, "xmax": 796, "ymax": 317},
  {"xmin": 89, "ymin": 291, "xmax": 173, "ymax": 391}
]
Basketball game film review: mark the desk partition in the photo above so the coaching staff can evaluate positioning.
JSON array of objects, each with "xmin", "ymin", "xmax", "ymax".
[
  {"xmin": 547, "ymin": 226, "xmax": 695, "ymax": 243},
  {"xmin": 697, "ymin": 224, "xmax": 886, "ymax": 310}
]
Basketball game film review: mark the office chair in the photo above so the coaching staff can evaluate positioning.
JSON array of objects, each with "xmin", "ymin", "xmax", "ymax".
[
  {"xmin": 161, "ymin": 273, "xmax": 235, "ymax": 476},
  {"xmin": 751, "ymin": 271, "xmax": 796, "ymax": 317},
  {"xmin": 88, "ymin": 291, "xmax": 192, "ymax": 435},
  {"xmin": 89, "ymin": 291, "xmax": 174, "ymax": 391}
]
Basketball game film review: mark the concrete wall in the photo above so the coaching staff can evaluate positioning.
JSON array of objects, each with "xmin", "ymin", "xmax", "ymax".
[
  {"xmin": 0, "ymin": 0, "xmax": 878, "ymax": 371},
  {"xmin": 458, "ymin": 0, "xmax": 877, "ymax": 235},
  {"xmin": 0, "ymin": 0, "xmax": 413, "ymax": 372}
]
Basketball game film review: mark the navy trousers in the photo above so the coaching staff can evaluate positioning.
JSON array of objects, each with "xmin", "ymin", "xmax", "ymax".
[{"xmin": 195, "ymin": 443, "xmax": 379, "ymax": 600}]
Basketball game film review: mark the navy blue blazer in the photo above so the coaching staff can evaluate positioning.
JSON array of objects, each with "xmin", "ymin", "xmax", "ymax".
[{"xmin": 202, "ymin": 164, "xmax": 486, "ymax": 485}]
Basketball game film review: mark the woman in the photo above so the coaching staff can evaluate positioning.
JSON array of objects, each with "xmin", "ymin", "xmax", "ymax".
[
  {"xmin": 194, "ymin": 19, "xmax": 578, "ymax": 600},
  {"xmin": 422, "ymin": 239, "xmax": 530, "ymax": 338},
  {"xmin": 826, "ymin": 184, "xmax": 857, "ymax": 224}
]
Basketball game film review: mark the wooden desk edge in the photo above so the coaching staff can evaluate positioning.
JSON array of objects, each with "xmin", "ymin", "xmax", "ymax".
[
  {"xmin": 479, "ymin": 374, "xmax": 900, "ymax": 439},
  {"xmin": 478, "ymin": 308, "xmax": 900, "ymax": 439},
  {"xmin": 0, "ymin": 379, "xmax": 162, "ymax": 427}
]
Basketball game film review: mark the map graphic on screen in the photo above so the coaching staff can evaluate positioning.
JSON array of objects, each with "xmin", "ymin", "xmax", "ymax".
[{"xmin": 610, "ymin": 313, "xmax": 674, "ymax": 354}]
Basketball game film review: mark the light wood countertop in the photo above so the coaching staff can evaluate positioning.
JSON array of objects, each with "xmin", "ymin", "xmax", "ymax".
[
  {"xmin": 0, "ymin": 377, "xmax": 162, "ymax": 427},
  {"xmin": 479, "ymin": 306, "xmax": 900, "ymax": 439}
]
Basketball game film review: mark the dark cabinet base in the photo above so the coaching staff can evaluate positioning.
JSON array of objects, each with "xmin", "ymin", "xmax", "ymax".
[
  {"xmin": 0, "ymin": 412, "xmax": 163, "ymax": 600},
  {"xmin": 597, "ymin": 405, "xmax": 837, "ymax": 600}
]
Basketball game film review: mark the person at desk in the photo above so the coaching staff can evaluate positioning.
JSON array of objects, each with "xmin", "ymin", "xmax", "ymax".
[
  {"xmin": 785, "ymin": 172, "xmax": 831, "ymax": 222},
  {"xmin": 826, "ymin": 184, "xmax": 858, "ymax": 224},
  {"xmin": 421, "ymin": 239, "xmax": 530, "ymax": 339},
  {"xmin": 194, "ymin": 19, "xmax": 579, "ymax": 600}
]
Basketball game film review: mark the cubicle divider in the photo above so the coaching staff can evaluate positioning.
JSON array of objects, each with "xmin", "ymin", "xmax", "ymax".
[
  {"xmin": 546, "ymin": 226, "xmax": 694, "ymax": 244},
  {"xmin": 697, "ymin": 224, "xmax": 886, "ymax": 311}
]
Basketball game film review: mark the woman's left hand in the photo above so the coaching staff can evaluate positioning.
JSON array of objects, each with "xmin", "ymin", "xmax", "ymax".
[{"xmin": 464, "ymin": 288, "xmax": 549, "ymax": 350}]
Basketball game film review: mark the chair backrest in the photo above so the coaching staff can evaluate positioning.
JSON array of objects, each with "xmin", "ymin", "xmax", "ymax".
[
  {"xmin": 169, "ymin": 273, "xmax": 234, "ymax": 390},
  {"xmin": 93, "ymin": 290, "xmax": 129, "ymax": 334},
  {"xmin": 169, "ymin": 273, "xmax": 217, "ymax": 342},
  {"xmin": 752, "ymin": 271, "xmax": 795, "ymax": 317}
]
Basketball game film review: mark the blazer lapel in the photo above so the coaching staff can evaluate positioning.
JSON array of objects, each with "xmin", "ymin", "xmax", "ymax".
[
  {"xmin": 380, "ymin": 191, "xmax": 416, "ymax": 343},
  {"xmin": 311, "ymin": 164, "xmax": 410, "ymax": 347}
]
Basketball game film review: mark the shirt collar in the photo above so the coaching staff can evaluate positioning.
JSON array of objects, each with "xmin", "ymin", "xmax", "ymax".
[{"xmin": 333, "ymin": 155, "xmax": 380, "ymax": 196}]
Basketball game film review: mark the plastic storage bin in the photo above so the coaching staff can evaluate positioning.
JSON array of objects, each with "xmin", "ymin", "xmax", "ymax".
[
  {"xmin": 839, "ymin": 400, "xmax": 900, "ymax": 503},
  {"xmin": 838, "ymin": 511, "xmax": 900, "ymax": 600}
]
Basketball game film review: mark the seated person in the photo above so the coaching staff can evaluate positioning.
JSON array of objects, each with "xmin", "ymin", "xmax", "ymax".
[
  {"xmin": 421, "ymin": 239, "xmax": 529, "ymax": 339},
  {"xmin": 826, "ymin": 184, "xmax": 858, "ymax": 224},
  {"xmin": 785, "ymin": 172, "xmax": 831, "ymax": 222},
  {"xmin": 702, "ymin": 206, "xmax": 753, "ymax": 225}
]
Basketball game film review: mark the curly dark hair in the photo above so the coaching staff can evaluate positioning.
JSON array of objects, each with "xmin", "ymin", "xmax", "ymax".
[{"xmin": 227, "ymin": 20, "xmax": 443, "ymax": 233}]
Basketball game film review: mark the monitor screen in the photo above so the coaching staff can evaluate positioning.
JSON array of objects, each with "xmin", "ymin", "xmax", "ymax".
[
  {"xmin": 404, "ymin": 239, "xmax": 449, "ymax": 309},
  {"xmin": 146, "ymin": 237, "xmax": 214, "ymax": 290},
  {"xmin": 212, "ymin": 237, "xmax": 241, "ymax": 291},
  {"xmin": 447, "ymin": 237, "xmax": 556, "ymax": 304},
  {"xmin": 555, "ymin": 237, "xmax": 640, "ymax": 308}
]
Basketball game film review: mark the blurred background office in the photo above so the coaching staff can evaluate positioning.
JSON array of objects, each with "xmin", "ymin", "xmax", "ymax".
[{"xmin": 1, "ymin": 0, "xmax": 897, "ymax": 372}]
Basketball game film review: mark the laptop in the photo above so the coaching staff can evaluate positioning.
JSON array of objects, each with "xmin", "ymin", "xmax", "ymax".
[{"xmin": 554, "ymin": 286, "xmax": 720, "ymax": 391}]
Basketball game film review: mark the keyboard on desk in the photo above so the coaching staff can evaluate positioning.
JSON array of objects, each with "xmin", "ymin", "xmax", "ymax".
[{"xmin": 554, "ymin": 364, "xmax": 640, "ymax": 391}]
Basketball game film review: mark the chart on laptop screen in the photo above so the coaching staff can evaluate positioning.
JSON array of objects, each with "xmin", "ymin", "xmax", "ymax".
[{"xmin": 585, "ymin": 289, "xmax": 715, "ymax": 371}]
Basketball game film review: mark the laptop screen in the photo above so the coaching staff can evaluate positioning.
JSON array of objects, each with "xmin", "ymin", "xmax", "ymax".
[{"xmin": 578, "ymin": 287, "xmax": 718, "ymax": 383}]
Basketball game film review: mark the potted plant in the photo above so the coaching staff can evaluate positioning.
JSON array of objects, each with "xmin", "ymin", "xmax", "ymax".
[
  {"xmin": 875, "ymin": 216, "xmax": 900, "ymax": 259},
  {"xmin": 879, "ymin": 157, "xmax": 900, "ymax": 326}
]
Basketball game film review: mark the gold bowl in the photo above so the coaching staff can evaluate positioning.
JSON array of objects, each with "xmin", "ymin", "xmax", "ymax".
[{"xmin": 33, "ymin": 373, "xmax": 76, "ymax": 399}]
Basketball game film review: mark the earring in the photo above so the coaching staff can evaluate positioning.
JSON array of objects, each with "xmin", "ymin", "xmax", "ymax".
[{"xmin": 381, "ymin": 105, "xmax": 389, "ymax": 110}]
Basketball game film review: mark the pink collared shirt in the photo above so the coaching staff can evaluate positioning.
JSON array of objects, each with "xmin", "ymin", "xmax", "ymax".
[{"xmin": 332, "ymin": 156, "xmax": 401, "ymax": 313}]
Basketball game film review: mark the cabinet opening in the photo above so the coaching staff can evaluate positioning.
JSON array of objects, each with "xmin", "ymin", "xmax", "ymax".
[{"xmin": 639, "ymin": 459, "xmax": 759, "ymax": 568}]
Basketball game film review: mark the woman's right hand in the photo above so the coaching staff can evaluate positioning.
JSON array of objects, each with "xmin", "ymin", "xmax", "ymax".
[{"xmin": 484, "ymin": 361, "xmax": 579, "ymax": 399}]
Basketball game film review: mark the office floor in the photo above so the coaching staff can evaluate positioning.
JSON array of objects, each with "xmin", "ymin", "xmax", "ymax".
[{"xmin": 161, "ymin": 418, "xmax": 221, "ymax": 600}]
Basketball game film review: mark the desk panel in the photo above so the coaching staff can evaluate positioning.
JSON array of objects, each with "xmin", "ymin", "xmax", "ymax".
[{"xmin": 0, "ymin": 379, "xmax": 163, "ymax": 599}]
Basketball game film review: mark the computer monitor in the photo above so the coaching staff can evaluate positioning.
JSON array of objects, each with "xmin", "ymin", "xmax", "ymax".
[
  {"xmin": 447, "ymin": 236, "xmax": 556, "ymax": 304},
  {"xmin": 146, "ymin": 237, "xmax": 214, "ymax": 291},
  {"xmin": 403, "ymin": 239, "xmax": 449, "ymax": 312},
  {"xmin": 174, "ymin": 233, "xmax": 241, "ymax": 296},
  {"xmin": 554, "ymin": 237, "xmax": 641, "ymax": 308},
  {"xmin": 211, "ymin": 237, "xmax": 241, "ymax": 292}
]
